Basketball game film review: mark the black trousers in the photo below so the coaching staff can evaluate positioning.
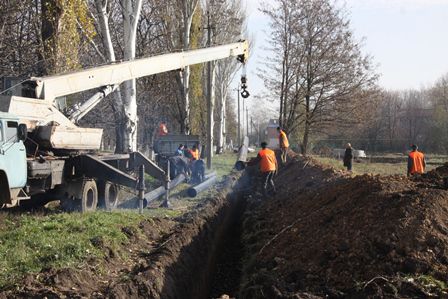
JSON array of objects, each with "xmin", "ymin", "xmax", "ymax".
[{"xmin": 261, "ymin": 171, "xmax": 276, "ymax": 195}]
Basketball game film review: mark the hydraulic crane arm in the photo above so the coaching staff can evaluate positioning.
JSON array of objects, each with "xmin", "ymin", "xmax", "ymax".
[
  {"xmin": 32, "ymin": 41, "xmax": 248, "ymax": 102},
  {"xmin": 0, "ymin": 40, "xmax": 248, "ymax": 150}
]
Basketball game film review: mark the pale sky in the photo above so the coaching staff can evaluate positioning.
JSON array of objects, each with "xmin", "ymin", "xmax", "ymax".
[{"xmin": 240, "ymin": 0, "xmax": 448, "ymax": 101}]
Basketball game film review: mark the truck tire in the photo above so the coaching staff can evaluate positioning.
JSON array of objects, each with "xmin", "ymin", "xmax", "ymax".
[
  {"xmin": 98, "ymin": 181, "xmax": 119, "ymax": 210},
  {"xmin": 80, "ymin": 180, "xmax": 98, "ymax": 212}
]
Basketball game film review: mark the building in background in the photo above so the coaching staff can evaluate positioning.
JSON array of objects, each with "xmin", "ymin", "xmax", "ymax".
[{"xmin": 266, "ymin": 119, "xmax": 279, "ymax": 149}]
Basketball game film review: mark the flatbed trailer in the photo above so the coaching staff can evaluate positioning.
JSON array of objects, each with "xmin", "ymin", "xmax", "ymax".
[{"xmin": 22, "ymin": 151, "xmax": 166, "ymax": 211}]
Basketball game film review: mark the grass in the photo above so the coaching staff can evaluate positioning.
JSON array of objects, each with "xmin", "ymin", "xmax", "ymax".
[
  {"xmin": 314, "ymin": 156, "xmax": 439, "ymax": 176},
  {"xmin": 212, "ymin": 150, "xmax": 257, "ymax": 178},
  {"xmin": 0, "ymin": 211, "xmax": 153, "ymax": 290},
  {"xmin": 211, "ymin": 152, "xmax": 240, "ymax": 178}
]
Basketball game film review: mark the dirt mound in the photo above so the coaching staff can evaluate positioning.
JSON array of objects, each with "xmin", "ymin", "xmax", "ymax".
[
  {"xmin": 241, "ymin": 156, "xmax": 448, "ymax": 298},
  {"xmin": 414, "ymin": 163, "xmax": 448, "ymax": 189}
]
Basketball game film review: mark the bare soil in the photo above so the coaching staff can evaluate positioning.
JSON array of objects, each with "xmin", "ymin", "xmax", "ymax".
[{"xmin": 240, "ymin": 156, "xmax": 448, "ymax": 298}]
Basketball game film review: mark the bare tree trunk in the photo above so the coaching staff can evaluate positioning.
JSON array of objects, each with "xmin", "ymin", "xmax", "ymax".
[
  {"xmin": 94, "ymin": 0, "xmax": 126, "ymax": 153},
  {"xmin": 301, "ymin": 94, "xmax": 311, "ymax": 155},
  {"xmin": 41, "ymin": 0, "xmax": 63, "ymax": 74},
  {"xmin": 209, "ymin": 61, "xmax": 216, "ymax": 157},
  {"xmin": 121, "ymin": 0, "xmax": 143, "ymax": 152},
  {"xmin": 177, "ymin": 0, "xmax": 198, "ymax": 134},
  {"xmin": 216, "ymin": 82, "xmax": 226, "ymax": 153}
]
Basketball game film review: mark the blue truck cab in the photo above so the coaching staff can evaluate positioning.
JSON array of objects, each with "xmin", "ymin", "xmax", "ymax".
[{"xmin": 0, "ymin": 112, "xmax": 28, "ymax": 205}]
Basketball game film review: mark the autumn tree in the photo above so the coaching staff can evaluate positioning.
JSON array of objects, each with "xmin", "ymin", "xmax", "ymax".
[
  {"xmin": 261, "ymin": 0, "xmax": 378, "ymax": 154},
  {"xmin": 211, "ymin": 0, "xmax": 245, "ymax": 153},
  {"xmin": 41, "ymin": 0, "xmax": 94, "ymax": 74}
]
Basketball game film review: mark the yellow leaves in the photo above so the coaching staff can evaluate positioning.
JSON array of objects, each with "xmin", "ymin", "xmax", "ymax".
[{"xmin": 43, "ymin": 0, "xmax": 95, "ymax": 74}]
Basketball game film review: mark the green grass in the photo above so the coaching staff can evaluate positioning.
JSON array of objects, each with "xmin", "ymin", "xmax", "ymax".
[
  {"xmin": 314, "ymin": 156, "xmax": 438, "ymax": 176},
  {"xmin": 0, "ymin": 211, "xmax": 153, "ymax": 290},
  {"xmin": 211, "ymin": 152, "xmax": 239, "ymax": 178},
  {"xmin": 212, "ymin": 151, "xmax": 256, "ymax": 178}
]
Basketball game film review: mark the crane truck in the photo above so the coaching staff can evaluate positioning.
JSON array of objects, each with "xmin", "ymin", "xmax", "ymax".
[{"xmin": 0, "ymin": 41, "xmax": 249, "ymax": 211}]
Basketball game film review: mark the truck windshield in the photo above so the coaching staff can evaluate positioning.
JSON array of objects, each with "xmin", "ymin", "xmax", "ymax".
[{"xmin": 5, "ymin": 121, "xmax": 18, "ymax": 143}]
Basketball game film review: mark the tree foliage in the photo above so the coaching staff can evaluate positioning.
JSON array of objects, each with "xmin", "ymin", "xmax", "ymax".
[{"xmin": 261, "ymin": 0, "xmax": 378, "ymax": 154}]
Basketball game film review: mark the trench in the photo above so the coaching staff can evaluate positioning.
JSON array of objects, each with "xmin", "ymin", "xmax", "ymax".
[
  {"xmin": 147, "ymin": 174, "xmax": 250, "ymax": 299},
  {"xmin": 206, "ymin": 194, "xmax": 247, "ymax": 298}
]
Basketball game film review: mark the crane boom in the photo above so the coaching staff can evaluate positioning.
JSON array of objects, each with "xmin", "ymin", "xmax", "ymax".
[
  {"xmin": 32, "ymin": 41, "xmax": 248, "ymax": 102},
  {"xmin": 0, "ymin": 40, "xmax": 249, "ymax": 150}
]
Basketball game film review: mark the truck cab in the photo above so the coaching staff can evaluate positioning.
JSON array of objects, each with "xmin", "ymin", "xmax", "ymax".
[{"xmin": 0, "ymin": 112, "xmax": 28, "ymax": 205}]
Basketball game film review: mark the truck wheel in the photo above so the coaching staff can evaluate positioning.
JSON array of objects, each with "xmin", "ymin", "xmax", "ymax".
[
  {"xmin": 98, "ymin": 181, "xmax": 119, "ymax": 210},
  {"xmin": 80, "ymin": 180, "xmax": 98, "ymax": 212}
]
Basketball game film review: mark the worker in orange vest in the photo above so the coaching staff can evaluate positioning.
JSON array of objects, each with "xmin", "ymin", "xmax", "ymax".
[
  {"xmin": 158, "ymin": 121, "xmax": 168, "ymax": 137},
  {"xmin": 248, "ymin": 141, "xmax": 278, "ymax": 197},
  {"xmin": 277, "ymin": 127, "xmax": 289, "ymax": 163},
  {"xmin": 407, "ymin": 144, "xmax": 426, "ymax": 176}
]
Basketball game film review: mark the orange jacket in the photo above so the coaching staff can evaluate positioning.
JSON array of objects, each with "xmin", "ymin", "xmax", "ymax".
[
  {"xmin": 408, "ymin": 151, "xmax": 425, "ymax": 174},
  {"xmin": 258, "ymin": 148, "xmax": 277, "ymax": 172},
  {"xmin": 279, "ymin": 130, "xmax": 289, "ymax": 148},
  {"xmin": 190, "ymin": 148, "xmax": 199, "ymax": 160},
  {"xmin": 158, "ymin": 123, "xmax": 168, "ymax": 136}
]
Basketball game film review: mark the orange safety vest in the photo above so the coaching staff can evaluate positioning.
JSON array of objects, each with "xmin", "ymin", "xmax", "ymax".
[
  {"xmin": 258, "ymin": 148, "xmax": 277, "ymax": 172},
  {"xmin": 409, "ymin": 151, "xmax": 425, "ymax": 174},
  {"xmin": 190, "ymin": 148, "xmax": 199, "ymax": 160},
  {"xmin": 158, "ymin": 123, "xmax": 168, "ymax": 136},
  {"xmin": 279, "ymin": 130, "xmax": 289, "ymax": 148}
]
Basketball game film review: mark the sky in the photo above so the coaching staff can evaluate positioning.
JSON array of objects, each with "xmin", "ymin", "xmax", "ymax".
[{"xmin": 240, "ymin": 0, "xmax": 448, "ymax": 104}]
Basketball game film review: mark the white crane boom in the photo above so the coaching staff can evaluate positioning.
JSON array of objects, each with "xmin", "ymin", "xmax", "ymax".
[
  {"xmin": 32, "ymin": 41, "xmax": 248, "ymax": 101},
  {"xmin": 0, "ymin": 40, "xmax": 249, "ymax": 150}
]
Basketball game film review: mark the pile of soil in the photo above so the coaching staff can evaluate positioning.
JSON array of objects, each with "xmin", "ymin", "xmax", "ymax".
[{"xmin": 241, "ymin": 157, "xmax": 448, "ymax": 298}]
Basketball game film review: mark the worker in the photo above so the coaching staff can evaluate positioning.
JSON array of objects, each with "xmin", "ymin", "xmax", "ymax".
[
  {"xmin": 168, "ymin": 155, "xmax": 190, "ymax": 180},
  {"xmin": 190, "ymin": 144, "xmax": 200, "ymax": 161},
  {"xmin": 175, "ymin": 144, "xmax": 184, "ymax": 156},
  {"xmin": 183, "ymin": 145, "xmax": 192, "ymax": 159},
  {"xmin": 191, "ymin": 159, "xmax": 205, "ymax": 183},
  {"xmin": 277, "ymin": 127, "xmax": 289, "ymax": 163},
  {"xmin": 248, "ymin": 141, "xmax": 278, "ymax": 197},
  {"xmin": 343, "ymin": 143, "xmax": 353, "ymax": 172},
  {"xmin": 158, "ymin": 121, "xmax": 168, "ymax": 137},
  {"xmin": 407, "ymin": 144, "xmax": 426, "ymax": 176}
]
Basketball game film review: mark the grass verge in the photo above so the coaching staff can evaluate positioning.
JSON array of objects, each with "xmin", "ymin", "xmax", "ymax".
[
  {"xmin": 314, "ymin": 156, "xmax": 438, "ymax": 176},
  {"xmin": 0, "ymin": 211, "xmax": 151, "ymax": 290}
]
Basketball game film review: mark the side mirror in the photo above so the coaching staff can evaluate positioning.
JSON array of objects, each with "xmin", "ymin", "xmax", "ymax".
[{"xmin": 18, "ymin": 124, "xmax": 27, "ymax": 141}]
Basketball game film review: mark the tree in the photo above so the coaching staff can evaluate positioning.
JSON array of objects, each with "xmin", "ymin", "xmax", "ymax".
[
  {"xmin": 41, "ymin": 0, "xmax": 94, "ymax": 74},
  {"xmin": 261, "ymin": 0, "xmax": 378, "ymax": 154},
  {"xmin": 91, "ymin": 0, "xmax": 142, "ymax": 153},
  {"xmin": 211, "ymin": 0, "xmax": 245, "ymax": 153},
  {"xmin": 427, "ymin": 74, "xmax": 448, "ymax": 153}
]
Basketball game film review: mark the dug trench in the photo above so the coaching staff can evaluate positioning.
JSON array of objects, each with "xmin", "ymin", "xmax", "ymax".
[{"xmin": 2, "ymin": 155, "xmax": 448, "ymax": 298}]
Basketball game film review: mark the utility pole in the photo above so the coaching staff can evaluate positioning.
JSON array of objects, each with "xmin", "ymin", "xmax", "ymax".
[
  {"xmin": 237, "ymin": 84, "xmax": 241, "ymax": 146},
  {"xmin": 242, "ymin": 97, "xmax": 245, "ymax": 138},
  {"xmin": 206, "ymin": 11, "xmax": 214, "ymax": 170},
  {"xmin": 250, "ymin": 116, "xmax": 253, "ymax": 136},
  {"xmin": 246, "ymin": 107, "xmax": 249, "ymax": 142}
]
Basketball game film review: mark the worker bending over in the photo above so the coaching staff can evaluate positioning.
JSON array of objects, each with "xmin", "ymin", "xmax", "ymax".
[
  {"xmin": 248, "ymin": 141, "xmax": 278, "ymax": 197},
  {"xmin": 407, "ymin": 144, "xmax": 426, "ymax": 176},
  {"xmin": 277, "ymin": 127, "xmax": 289, "ymax": 163}
]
